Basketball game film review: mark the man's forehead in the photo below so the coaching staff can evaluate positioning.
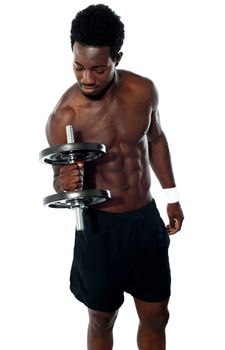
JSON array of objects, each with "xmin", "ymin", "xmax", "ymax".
[{"xmin": 73, "ymin": 42, "xmax": 111, "ymax": 59}]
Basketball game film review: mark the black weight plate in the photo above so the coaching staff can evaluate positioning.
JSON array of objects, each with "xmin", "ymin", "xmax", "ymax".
[
  {"xmin": 43, "ymin": 189, "xmax": 111, "ymax": 208},
  {"xmin": 39, "ymin": 143, "xmax": 106, "ymax": 165}
]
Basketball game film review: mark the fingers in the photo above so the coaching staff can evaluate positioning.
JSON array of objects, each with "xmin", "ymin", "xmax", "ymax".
[
  {"xmin": 166, "ymin": 202, "xmax": 184, "ymax": 235},
  {"xmin": 59, "ymin": 162, "xmax": 84, "ymax": 191},
  {"xmin": 166, "ymin": 218, "xmax": 182, "ymax": 235}
]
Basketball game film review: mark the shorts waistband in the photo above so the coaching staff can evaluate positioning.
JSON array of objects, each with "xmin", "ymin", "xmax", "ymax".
[{"xmin": 85, "ymin": 199, "xmax": 157, "ymax": 222}]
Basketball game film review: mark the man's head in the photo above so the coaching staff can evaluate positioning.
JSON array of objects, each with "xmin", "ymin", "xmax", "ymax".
[
  {"xmin": 70, "ymin": 4, "xmax": 125, "ymax": 60},
  {"xmin": 70, "ymin": 4, "xmax": 125, "ymax": 98}
]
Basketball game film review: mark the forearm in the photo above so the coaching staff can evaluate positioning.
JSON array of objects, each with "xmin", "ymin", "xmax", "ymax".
[{"xmin": 149, "ymin": 133, "xmax": 176, "ymax": 188}]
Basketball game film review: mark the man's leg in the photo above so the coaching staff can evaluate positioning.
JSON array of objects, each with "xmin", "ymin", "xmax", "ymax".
[
  {"xmin": 134, "ymin": 298, "xmax": 169, "ymax": 350},
  {"xmin": 87, "ymin": 308, "xmax": 118, "ymax": 350}
]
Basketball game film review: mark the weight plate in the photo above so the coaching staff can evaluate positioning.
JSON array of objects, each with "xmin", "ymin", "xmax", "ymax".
[
  {"xmin": 43, "ymin": 189, "xmax": 111, "ymax": 209},
  {"xmin": 39, "ymin": 143, "xmax": 106, "ymax": 165}
]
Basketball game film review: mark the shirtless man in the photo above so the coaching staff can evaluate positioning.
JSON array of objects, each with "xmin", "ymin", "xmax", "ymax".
[{"xmin": 45, "ymin": 4, "xmax": 184, "ymax": 350}]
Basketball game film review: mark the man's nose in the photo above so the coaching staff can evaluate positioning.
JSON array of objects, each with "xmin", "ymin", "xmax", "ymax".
[{"xmin": 81, "ymin": 70, "xmax": 95, "ymax": 85}]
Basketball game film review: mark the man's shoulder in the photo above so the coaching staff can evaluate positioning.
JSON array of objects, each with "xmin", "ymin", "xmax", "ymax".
[
  {"xmin": 51, "ymin": 84, "xmax": 78, "ymax": 118},
  {"xmin": 47, "ymin": 84, "xmax": 78, "ymax": 132},
  {"xmin": 118, "ymin": 70, "xmax": 157, "ymax": 101},
  {"xmin": 119, "ymin": 70, "xmax": 155, "ymax": 91}
]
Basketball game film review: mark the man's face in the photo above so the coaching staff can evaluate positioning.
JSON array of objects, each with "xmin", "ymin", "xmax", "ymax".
[{"xmin": 73, "ymin": 42, "xmax": 117, "ymax": 97}]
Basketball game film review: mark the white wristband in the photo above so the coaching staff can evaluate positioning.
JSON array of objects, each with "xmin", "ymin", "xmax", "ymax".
[{"xmin": 164, "ymin": 187, "xmax": 179, "ymax": 203}]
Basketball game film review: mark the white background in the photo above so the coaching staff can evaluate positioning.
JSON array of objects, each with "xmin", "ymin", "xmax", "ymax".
[{"xmin": 0, "ymin": 0, "xmax": 224, "ymax": 349}]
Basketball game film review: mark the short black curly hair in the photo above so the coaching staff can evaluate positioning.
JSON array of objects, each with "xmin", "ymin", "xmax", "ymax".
[{"xmin": 70, "ymin": 4, "xmax": 125, "ymax": 60}]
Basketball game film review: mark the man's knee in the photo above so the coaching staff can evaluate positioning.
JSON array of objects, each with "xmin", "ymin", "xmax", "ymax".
[
  {"xmin": 88, "ymin": 309, "xmax": 118, "ymax": 335},
  {"xmin": 142, "ymin": 307, "xmax": 169, "ymax": 332},
  {"xmin": 135, "ymin": 299, "xmax": 170, "ymax": 333},
  {"xmin": 152, "ymin": 307, "xmax": 169, "ymax": 331}
]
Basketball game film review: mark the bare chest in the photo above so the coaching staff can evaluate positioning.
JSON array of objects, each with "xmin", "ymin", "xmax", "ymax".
[{"xmin": 73, "ymin": 100, "xmax": 151, "ymax": 149}]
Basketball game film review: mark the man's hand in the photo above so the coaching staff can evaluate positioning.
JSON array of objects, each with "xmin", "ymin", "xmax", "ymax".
[
  {"xmin": 166, "ymin": 202, "xmax": 184, "ymax": 235},
  {"xmin": 59, "ymin": 161, "xmax": 84, "ymax": 192}
]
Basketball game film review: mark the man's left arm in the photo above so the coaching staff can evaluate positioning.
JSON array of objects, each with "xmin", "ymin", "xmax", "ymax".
[{"xmin": 147, "ymin": 107, "xmax": 184, "ymax": 235}]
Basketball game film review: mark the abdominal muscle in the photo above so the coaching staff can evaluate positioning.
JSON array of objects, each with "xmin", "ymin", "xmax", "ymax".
[{"xmin": 86, "ymin": 141, "xmax": 153, "ymax": 212}]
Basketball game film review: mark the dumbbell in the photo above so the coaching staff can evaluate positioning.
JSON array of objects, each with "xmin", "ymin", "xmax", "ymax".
[{"xmin": 39, "ymin": 125, "xmax": 111, "ymax": 231}]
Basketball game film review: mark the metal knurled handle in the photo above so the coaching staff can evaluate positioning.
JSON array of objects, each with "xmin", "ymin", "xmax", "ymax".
[{"xmin": 66, "ymin": 125, "xmax": 84, "ymax": 231}]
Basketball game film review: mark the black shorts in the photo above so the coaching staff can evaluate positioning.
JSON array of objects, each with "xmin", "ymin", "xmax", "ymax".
[{"xmin": 70, "ymin": 199, "xmax": 171, "ymax": 312}]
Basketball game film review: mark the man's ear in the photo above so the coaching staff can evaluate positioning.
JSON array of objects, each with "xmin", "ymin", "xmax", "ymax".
[{"xmin": 115, "ymin": 52, "xmax": 123, "ymax": 66}]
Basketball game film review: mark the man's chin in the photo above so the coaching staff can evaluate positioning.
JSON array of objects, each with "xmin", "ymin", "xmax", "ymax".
[
  {"xmin": 81, "ymin": 87, "xmax": 107, "ymax": 100},
  {"xmin": 81, "ymin": 87, "xmax": 98, "ymax": 95}
]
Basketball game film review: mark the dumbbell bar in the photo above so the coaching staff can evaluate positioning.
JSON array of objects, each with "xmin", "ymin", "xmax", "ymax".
[
  {"xmin": 39, "ymin": 133, "xmax": 111, "ymax": 231},
  {"xmin": 39, "ymin": 143, "xmax": 106, "ymax": 165}
]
